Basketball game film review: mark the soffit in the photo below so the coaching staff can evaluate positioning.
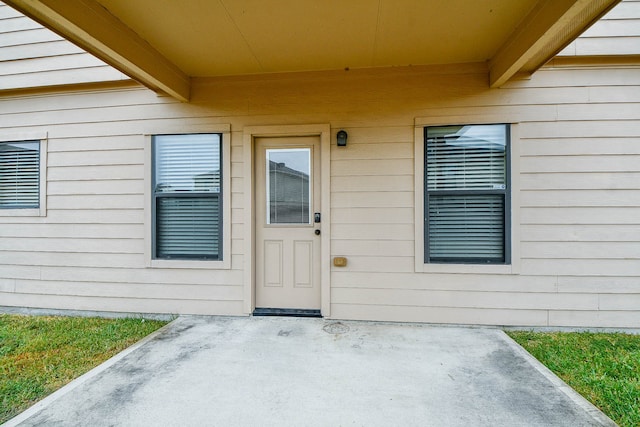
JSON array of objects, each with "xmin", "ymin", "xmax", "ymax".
[
  {"xmin": 5, "ymin": 0, "xmax": 621, "ymax": 101},
  {"xmin": 97, "ymin": 0, "xmax": 538, "ymax": 76}
]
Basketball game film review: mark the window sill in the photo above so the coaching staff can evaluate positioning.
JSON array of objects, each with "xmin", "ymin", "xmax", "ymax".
[
  {"xmin": 148, "ymin": 259, "xmax": 231, "ymax": 270},
  {"xmin": 418, "ymin": 262, "xmax": 517, "ymax": 275},
  {"xmin": 0, "ymin": 208, "xmax": 46, "ymax": 217}
]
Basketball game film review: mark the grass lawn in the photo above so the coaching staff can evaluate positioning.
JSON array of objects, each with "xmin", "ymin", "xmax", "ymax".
[
  {"xmin": 507, "ymin": 331, "xmax": 640, "ymax": 427},
  {"xmin": 0, "ymin": 314, "xmax": 168, "ymax": 424}
]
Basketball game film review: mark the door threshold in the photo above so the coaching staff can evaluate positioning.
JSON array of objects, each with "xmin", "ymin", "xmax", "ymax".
[{"xmin": 253, "ymin": 308, "xmax": 322, "ymax": 318}]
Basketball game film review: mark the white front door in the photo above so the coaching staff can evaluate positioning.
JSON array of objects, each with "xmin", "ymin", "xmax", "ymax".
[{"xmin": 255, "ymin": 136, "xmax": 321, "ymax": 310}]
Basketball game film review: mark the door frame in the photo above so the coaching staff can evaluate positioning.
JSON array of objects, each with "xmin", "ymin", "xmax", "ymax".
[{"xmin": 243, "ymin": 124, "xmax": 331, "ymax": 316}]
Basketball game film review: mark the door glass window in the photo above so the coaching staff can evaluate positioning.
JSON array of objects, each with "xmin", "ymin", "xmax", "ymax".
[{"xmin": 266, "ymin": 148, "xmax": 311, "ymax": 224}]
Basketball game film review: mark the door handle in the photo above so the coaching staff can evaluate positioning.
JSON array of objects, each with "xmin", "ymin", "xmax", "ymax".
[{"xmin": 314, "ymin": 229, "xmax": 321, "ymax": 235}]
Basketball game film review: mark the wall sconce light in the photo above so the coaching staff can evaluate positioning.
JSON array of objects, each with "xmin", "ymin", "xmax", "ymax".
[{"xmin": 337, "ymin": 130, "xmax": 348, "ymax": 147}]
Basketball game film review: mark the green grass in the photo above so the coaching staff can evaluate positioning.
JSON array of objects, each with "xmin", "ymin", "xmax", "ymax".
[
  {"xmin": 507, "ymin": 331, "xmax": 640, "ymax": 427},
  {"xmin": 0, "ymin": 314, "xmax": 168, "ymax": 424}
]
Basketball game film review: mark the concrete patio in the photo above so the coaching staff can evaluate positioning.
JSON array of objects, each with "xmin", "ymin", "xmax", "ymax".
[{"xmin": 4, "ymin": 316, "xmax": 616, "ymax": 426}]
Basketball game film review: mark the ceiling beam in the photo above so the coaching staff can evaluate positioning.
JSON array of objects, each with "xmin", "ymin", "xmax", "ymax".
[
  {"xmin": 489, "ymin": 0, "xmax": 620, "ymax": 88},
  {"xmin": 5, "ymin": 0, "xmax": 190, "ymax": 101}
]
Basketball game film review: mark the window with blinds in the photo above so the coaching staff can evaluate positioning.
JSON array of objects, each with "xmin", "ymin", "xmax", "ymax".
[
  {"xmin": 152, "ymin": 134, "xmax": 222, "ymax": 260},
  {"xmin": 425, "ymin": 124, "xmax": 509, "ymax": 264},
  {"xmin": 0, "ymin": 141, "xmax": 40, "ymax": 209}
]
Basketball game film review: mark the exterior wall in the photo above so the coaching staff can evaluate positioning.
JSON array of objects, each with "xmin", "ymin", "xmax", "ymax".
[
  {"xmin": 560, "ymin": 0, "xmax": 640, "ymax": 56},
  {"xmin": 0, "ymin": 59, "xmax": 638, "ymax": 328},
  {"xmin": 0, "ymin": 2, "xmax": 128, "ymax": 91}
]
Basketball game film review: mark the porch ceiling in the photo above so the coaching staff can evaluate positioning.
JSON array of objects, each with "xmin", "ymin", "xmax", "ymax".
[{"xmin": 6, "ymin": 0, "xmax": 620, "ymax": 101}]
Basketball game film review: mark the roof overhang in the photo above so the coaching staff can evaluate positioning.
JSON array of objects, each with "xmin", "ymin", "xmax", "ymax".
[{"xmin": 6, "ymin": 0, "xmax": 620, "ymax": 102}]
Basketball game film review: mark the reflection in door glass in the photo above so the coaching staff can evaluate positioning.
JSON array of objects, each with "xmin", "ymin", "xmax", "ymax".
[{"xmin": 266, "ymin": 148, "xmax": 310, "ymax": 224}]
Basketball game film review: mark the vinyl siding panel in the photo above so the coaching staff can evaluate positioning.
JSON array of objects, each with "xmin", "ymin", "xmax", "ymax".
[
  {"xmin": 332, "ymin": 288, "xmax": 600, "ymax": 311},
  {"xmin": 559, "ymin": 0, "xmax": 640, "ymax": 56},
  {"xmin": 549, "ymin": 310, "xmax": 640, "ymax": 328},
  {"xmin": 558, "ymin": 276, "xmax": 640, "ymax": 293},
  {"xmin": 330, "ymin": 272, "xmax": 559, "ymax": 293},
  {"xmin": 521, "ymin": 224, "xmax": 640, "ymax": 241},
  {"xmin": 330, "ymin": 304, "xmax": 549, "ymax": 327},
  {"xmin": 0, "ymin": 293, "xmax": 243, "ymax": 316},
  {"xmin": 0, "ymin": 57, "xmax": 638, "ymax": 326},
  {"xmin": 0, "ymin": 2, "xmax": 128, "ymax": 91}
]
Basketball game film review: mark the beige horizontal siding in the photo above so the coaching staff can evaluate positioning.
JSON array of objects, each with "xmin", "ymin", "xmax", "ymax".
[
  {"xmin": 0, "ymin": 223, "xmax": 144, "ymax": 238},
  {"xmin": 521, "ymin": 207, "xmax": 640, "ymax": 225},
  {"xmin": 0, "ymin": 27, "xmax": 60, "ymax": 48},
  {"xmin": 521, "ymin": 138, "xmax": 640, "ymax": 157},
  {"xmin": 520, "ymin": 172, "xmax": 640, "ymax": 190},
  {"xmin": 0, "ymin": 209, "xmax": 144, "ymax": 225},
  {"xmin": 47, "ymin": 179, "xmax": 145, "ymax": 196},
  {"xmin": 0, "ymin": 292, "xmax": 243, "ymax": 316},
  {"xmin": 558, "ymin": 276, "xmax": 640, "ymax": 293},
  {"xmin": 521, "ymin": 224, "xmax": 640, "ymax": 241},
  {"xmin": 331, "ymin": 192, "xmax": 414, "ymax": 208},
  {"xmin": 332, "ymin": 288, "xmax": 600, "ymax": 311},
  {"xmin": 548, "ymin": 310, "xmax": 640, "ymax": 328},
  {"xmin": 47, "ymin": 165, "xmax": 144, "ymax": 181},
  {"xmin": 1, "ymin": 252, "xmax": 145, "ymax": 268},
  {"xmin": 0, "ymin": 2, "xmax": 128, "ymax": 91},
  {"xmin": 502, "ymin": 67, "xmax": 640, "ymax": 90},
  {"xmin": 13, "ymin": 279, "xmax": 242, "ymax": 301},
  {"xmin": 330, "ymin": 271, "xmax": 559, "ymax": 293},
  {"xmin": 1, "ymin": 53, "xmax": 106, "ymax": 75},
  {"xmin": 330, "ymin": 304, "xmax": 549, "ymax": 327},
  {"xmin": 34, "ymin": 266, "xmax": 242, "ymax": 286},
  {"xmin": 520, "ymin": 259, "xmax": 640, "ymax": 277},
  {"xmin": 0, "ymin": 237, "xmax": 142, "ymax": 254},
  {"xmin": 331, "ymin": 224, "xmax": 414, "ymax": 241},
  {"xmin": 331, "ymin": 175, "xmax": 413, "ymax": 192},
  {"xmin": 521, "ymin": 242, "xmax": 640, "ymax": 259},
  {"xmin": 331, "ymin": 240, "xmax": 414, "ymax": 257},
  {"xmin": 0, "ymin": 40, "xmax": 81, "ymax": 61},
  {"xmin": 331, "ymin": 207, "xmax": 413, "ymax": 224},
  {"xmin": 559, "ymin": 0, "xmax": 640, "ymax": 56},
  {"xmin": 521, "ymin": 156, "xmax": 638, "ymax": 173},
  {"xmin": 0, "ymin": 57, "xmax": 638, "ymax": 325},
  {"xmin": 520, "ymin": 189, "xmax": 640, "ymax": 207}
]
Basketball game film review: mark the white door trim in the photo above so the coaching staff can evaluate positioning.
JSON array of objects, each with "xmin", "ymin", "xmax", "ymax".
[{"xmin": 243, "ymin": 124, "xmax": 331, "ymax": 316}]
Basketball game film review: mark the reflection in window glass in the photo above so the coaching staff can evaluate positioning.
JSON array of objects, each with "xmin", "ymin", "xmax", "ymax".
[{"xmin": 266, "ymin": 149, "xmax": 310, "ymax": 224}]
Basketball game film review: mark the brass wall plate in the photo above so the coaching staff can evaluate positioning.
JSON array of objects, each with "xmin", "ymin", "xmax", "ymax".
[{"xmin": 333, "ymin": 257, "xmax": 347, "ymax": 267}]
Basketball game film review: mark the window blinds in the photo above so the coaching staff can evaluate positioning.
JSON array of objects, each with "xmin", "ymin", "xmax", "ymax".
[
  {"xmin": 153, "ymin": 134, "xmax": 222, "ymax": 260},
  {"xmin": 156, "ymin": 197, "xmax": 220, "ymax": 258},
  {"xmin": 155, "ymin": 134, "xmax": 221, "ymax": 193},
  {"xmin": 426, "ymin": 125, "xmax": 506, "ymax": 191},
  {"xmin": 0, "ymin": 141, "xmax": 39, "ymax": 208},
  {"xmin": 427, "ymin": 195, "xmax": 505, "ymax": 259},
  {"xmin": 425, "ymin": 125, "xmax": 507, "ymax": 263}
]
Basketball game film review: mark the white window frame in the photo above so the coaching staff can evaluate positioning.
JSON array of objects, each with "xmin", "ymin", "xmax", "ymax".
[
  {"xmin": 144, "ymin": 125, "xmax": 231, "ymax": 269},
  {"xmin": 0, "ymin": 132, "xmax": 47, "ymax": 217},
  {"xmin": 414, "ymin": 117, "xmax": 520, "ymax": 275}
]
